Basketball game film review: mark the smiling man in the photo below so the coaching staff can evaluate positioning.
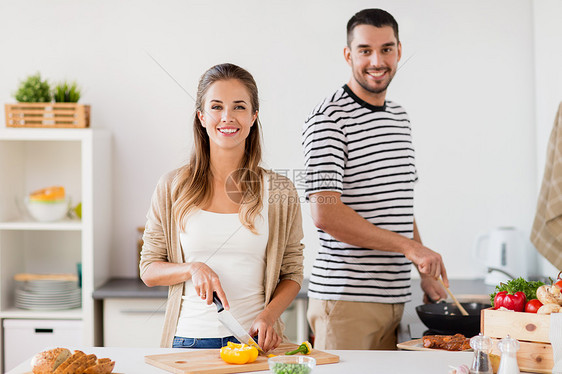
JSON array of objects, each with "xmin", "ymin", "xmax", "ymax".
[{"xmin": 302, "ymin": 9, "xmax": 450, "ymax": 350}]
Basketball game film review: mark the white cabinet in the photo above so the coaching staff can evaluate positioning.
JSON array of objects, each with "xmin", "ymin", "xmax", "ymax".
[
  {"xmin": 3, "ymin": 319, "xmax": 83, "ymax": 372},
  {"xmin": 103, "ymin": 298, "xmax": 166, "ymax": 348},
  {"xmin": 0, "ymin": 128, "xmax": 111, "ymax": 371}
]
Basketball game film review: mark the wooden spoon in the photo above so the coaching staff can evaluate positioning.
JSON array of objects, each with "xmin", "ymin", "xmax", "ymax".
[{"xmin": 439, "ymin": 277, "xmax": 469, "ymax": 316}]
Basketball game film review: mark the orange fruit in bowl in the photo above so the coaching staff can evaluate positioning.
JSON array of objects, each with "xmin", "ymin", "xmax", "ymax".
[{"xmin": 29, "ymin": 186, "xmax": 66, "ymax": 202}]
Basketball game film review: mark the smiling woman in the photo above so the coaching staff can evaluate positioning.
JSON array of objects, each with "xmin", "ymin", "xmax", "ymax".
[
  {"xmin": 139, "ymin": 63, "xmax": 305, "ymax": 352},
  {"xmin": 198, "ymin": 80, "xmax": 258, "ymax": 158}
]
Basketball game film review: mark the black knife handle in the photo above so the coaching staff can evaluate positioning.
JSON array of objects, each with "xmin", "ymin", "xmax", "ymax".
[{"xmin": 212, "ymin": 292, "xmax": 224, "ymax": 313}]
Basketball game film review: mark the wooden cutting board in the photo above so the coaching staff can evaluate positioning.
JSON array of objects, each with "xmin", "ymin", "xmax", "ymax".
[{"xmin": 145, "ymin": 343, "xmax": 339, "ymax": 374}]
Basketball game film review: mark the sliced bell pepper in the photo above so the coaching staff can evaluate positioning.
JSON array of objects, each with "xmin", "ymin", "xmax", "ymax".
[{"xmin": 220, "ymin": 342, "xmax": 258, "ymax": 364}]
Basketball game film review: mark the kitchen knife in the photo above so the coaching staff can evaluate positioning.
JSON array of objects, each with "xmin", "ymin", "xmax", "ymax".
[{"xmin": 212, "ymin": 292, "xmax": 265, "ymax": 354}]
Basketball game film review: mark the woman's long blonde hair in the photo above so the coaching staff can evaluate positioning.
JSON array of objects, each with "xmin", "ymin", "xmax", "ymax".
[{"xmin": 172, "ymin": 63, "xmax": 264, "ymax": 233}]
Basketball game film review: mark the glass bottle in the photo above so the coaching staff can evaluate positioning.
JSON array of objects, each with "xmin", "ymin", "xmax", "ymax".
[
  {"xmin": 469, "ymin": 333, "xmax": 493, "ymax": 374},
  {"xmin": 497, "ymin": 335, "xmax": 520, "ymax": 374}
]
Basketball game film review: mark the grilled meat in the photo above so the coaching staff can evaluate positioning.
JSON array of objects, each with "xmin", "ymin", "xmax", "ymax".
[{"xmin": 422, "ymin": 333, "xmax": 470, "ymax": 351}]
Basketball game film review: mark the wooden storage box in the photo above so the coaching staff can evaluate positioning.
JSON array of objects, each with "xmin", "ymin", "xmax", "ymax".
[
  {"xmin": 481, "ymin": 308, "xmax": 554, "ymax": 373},
  {"xmin": 5, "ymin": 103, "xmax": 90, "ymax": 128}
]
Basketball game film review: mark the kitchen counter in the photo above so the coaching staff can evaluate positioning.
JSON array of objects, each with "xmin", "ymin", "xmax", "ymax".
[
  {"xmin": 93, "ymin": 278, "xmax": 309, "ymax": 299},
  {"xmin": 7, "ymin": 346, "xmax": 474, "ymax": 374},
  {"xmin": 93, "ymin": 278, "xmax": 168, "ymax": 299}
]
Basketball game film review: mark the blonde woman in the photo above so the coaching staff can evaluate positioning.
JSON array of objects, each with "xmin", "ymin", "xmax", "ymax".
[{"xmin": 140, "ymin": 63, "xmax": 304, "ymax": 352}]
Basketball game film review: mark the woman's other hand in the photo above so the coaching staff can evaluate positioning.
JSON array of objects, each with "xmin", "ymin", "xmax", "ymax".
[
  {"xmin": 249, "ymin": 312, "xmax": 282, "ymax": 352},
  {"xmin": 188, "ymin": 262, "xmax": 229, "ymax": 309}
]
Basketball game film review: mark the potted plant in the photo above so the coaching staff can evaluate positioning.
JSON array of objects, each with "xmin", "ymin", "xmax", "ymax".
[
  {"xmin": 13, "ymin": 73, "xmax": 52, "ymax": 103},
  {"xmin": 5, "ymin": 73, "xmax": 90, "ymax": 128},
  {"xmin": 53, "ymin": 81, "xmax": 81, "ymax": 103}
]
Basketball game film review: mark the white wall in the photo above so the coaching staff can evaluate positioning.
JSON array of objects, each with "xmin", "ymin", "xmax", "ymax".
[{"xmin": 0, "ymin": 0, "xmax": 559, "ymax": 279}]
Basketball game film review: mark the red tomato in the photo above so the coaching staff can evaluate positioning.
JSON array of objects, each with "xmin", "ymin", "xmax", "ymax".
[
  {"xmin": 555, "ymin": 271, "xmax": 562, "ymax": 289},
  {"xmin": 525, "ymin": 299, "xmax": 543, "ymax": 313}
]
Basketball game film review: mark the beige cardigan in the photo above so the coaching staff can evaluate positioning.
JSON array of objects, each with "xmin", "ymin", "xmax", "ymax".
[
  {"xmin": 531, "ymin": 102, "xmax": 562, "ymax": 270},
  {"xmin": 139, "ymin": 168, "xmax": 305, "ymax": 348}
]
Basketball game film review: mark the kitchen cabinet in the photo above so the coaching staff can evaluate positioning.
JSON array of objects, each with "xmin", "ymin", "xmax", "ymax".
[
  {"xmin": 0, "ymin": 128, "xmax": 111, "ymax": 371},
  {"xmin": 103, "ymin": 298, "xmax": 166, "ymax": 347},
  {"xmin": 3, "ymin": 319, "xmax": 83, "ymax": 371}
]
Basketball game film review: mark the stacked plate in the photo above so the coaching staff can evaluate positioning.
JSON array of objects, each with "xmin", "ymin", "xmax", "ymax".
[{"xmin": 15, "ymin": 279, "xmax": 81, "ymax": 311}]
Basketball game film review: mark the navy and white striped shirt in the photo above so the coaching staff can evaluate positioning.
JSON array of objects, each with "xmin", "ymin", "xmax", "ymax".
[{"xmin": 302, "ymin": 85, "xmax": 417, "ymax": 303}]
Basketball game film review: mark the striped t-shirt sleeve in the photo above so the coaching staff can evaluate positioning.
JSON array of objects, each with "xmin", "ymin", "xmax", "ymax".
[{"xmin": 302, "ymin": 111, "xmax": 347, "ymax": 197}]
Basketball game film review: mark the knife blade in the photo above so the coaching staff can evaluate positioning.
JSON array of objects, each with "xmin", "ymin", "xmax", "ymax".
[{"xmin": 212, "ymin": 292, "xmax": 265, "ymax": 354}]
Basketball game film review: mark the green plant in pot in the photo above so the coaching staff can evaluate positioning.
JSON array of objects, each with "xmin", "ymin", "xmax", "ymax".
[
  {"xmin": 53, "ymin": 81, "xmax": 81, "ymax": 103},
  {"xmin": 13, "ymin": 73, "xmax": 52, "ymax": 102}
]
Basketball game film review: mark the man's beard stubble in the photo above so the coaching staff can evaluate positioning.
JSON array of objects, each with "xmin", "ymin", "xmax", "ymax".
[{"xmin": 353, "ymin": 68, "xmax": 394, "ymax": 95}]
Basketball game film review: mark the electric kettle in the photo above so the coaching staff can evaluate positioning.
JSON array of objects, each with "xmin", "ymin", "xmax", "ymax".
[{"xmin": 474, "ymin": 227, "xmax": 529, "ymax": 285}]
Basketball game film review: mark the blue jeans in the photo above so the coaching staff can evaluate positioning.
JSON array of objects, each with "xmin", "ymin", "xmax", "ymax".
[{"xmin": 172, "ymin": 335, "xmax": 240, "ymax": 349}]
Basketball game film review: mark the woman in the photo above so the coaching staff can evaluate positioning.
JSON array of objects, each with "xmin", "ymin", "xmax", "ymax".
[{"xmin": 139, "ymin": 63, "xmax": 304, "ymax": 351}]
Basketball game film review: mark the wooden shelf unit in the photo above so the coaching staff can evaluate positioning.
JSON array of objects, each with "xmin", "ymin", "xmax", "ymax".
[{"xmin": 0, "ymin": 128, "xmax": 111, "ymax": 371}]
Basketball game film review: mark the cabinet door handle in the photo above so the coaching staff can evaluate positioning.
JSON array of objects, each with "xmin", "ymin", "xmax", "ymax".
[
  {"xmin": 119, "ymin": 310, "xmax": 166, "ymax": 315},
  {"xmin": 35, "ymin": 328, "xmax": 54, "ymax": 333}
]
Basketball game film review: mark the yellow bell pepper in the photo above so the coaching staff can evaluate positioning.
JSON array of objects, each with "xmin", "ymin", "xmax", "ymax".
[{"xmin": 220, "ymin": 342, "xmax": 259, "ymax": 364}]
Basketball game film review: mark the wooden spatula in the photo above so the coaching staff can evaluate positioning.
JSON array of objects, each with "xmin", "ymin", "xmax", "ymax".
[{"xmin": 439, "ymin": 277, "xmax": 469, "ymax": 316}]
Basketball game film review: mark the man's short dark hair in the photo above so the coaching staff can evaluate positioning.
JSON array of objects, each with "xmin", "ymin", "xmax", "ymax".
[{"xmin": 346, "ymin": 9, "xmax": 399, "ymax": 46}]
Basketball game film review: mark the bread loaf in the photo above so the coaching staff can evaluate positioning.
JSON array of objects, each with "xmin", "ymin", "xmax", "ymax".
[
  {"xmin": 74, "ymin": 354, "xmax": 97, "ymax": 373},
  {"xmin": 83, "ymin": 360, "xmax": 115, "ymax": 374},
  {"xmin": 31, "ymin": 348, "xmax": 114, "ymax": 374},
  {"xmin": 53, "ymin": 350, "xmax": 84, "ymax": 374},
  {"xmin": 31, "ymin": 348, "xmax": 71, "ymax": 374},
  {"xmin": 61, "ymin": 352, "xmax": 90, "ymax": 374}
]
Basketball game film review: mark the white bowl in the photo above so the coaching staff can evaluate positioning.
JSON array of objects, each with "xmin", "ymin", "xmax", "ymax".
[
  {"xmin": 268, "ymin": 355, "xmax": 316, "ymax": 374},
  {"xmin": 25, "ymin": 198, "xmax": 69, "ymax": 222}
]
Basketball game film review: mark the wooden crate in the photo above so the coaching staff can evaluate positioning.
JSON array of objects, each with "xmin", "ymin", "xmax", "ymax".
[
  {"xmin": 489, "ymin": 338, "xmax": 553, "ymax": 374},
  {"xmin": 5, "ymin": 103, "xmax": 90, "ymax": 128},
  {"xmin": 482, "ymin": 308, "xmax": 554, "ymax": 373},
  {"xmin": 481, "ymin": 308, "xmax": 551, "ymax": 343}
]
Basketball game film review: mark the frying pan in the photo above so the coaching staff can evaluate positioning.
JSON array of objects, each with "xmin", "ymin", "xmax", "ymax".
[{"xmin": 415, "ymin": 302, "xmax": 491, "ymax": 337}]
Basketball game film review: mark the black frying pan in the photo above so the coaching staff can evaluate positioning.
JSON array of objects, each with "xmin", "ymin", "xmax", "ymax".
[{"xmin": 415, "ymin": 302, "xmax": 491, "ymax": 337}]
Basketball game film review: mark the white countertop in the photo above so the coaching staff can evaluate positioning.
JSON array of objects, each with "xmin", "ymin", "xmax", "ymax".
[{"xmin": 7, "ymin": 346, "xmax": 473, "ymax": 374}]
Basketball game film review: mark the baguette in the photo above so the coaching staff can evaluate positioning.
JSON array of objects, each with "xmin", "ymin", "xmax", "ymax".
[{"xmin": 31, "ymin": 348, "xmax": 71, "ymax": 374}]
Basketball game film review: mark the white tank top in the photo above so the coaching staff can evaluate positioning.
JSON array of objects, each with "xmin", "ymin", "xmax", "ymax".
[{"xmin": 175, "ymin": 181, "xmax": 269, "ymax": 338}]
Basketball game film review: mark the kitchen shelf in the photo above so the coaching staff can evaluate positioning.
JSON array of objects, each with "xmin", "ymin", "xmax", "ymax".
[
  {"xmin": 0, "ymin": 307, "xmax": 83, "ymax": 320},
  {"xmin": 0, "ymin": 128, "xmax": 111, "ymax": 372},
  {"xmin": 0, "ymin": 127, "xmax": 92, "ymax": 141},
  {"xmin": 0, "ymin": 220, "xmax": 83, "ymax": 231}
]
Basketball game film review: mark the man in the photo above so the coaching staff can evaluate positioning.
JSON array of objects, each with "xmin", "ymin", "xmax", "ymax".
[{"xmin": 302, "ymin": 8, "xmax": 449, "ymax": 350}]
